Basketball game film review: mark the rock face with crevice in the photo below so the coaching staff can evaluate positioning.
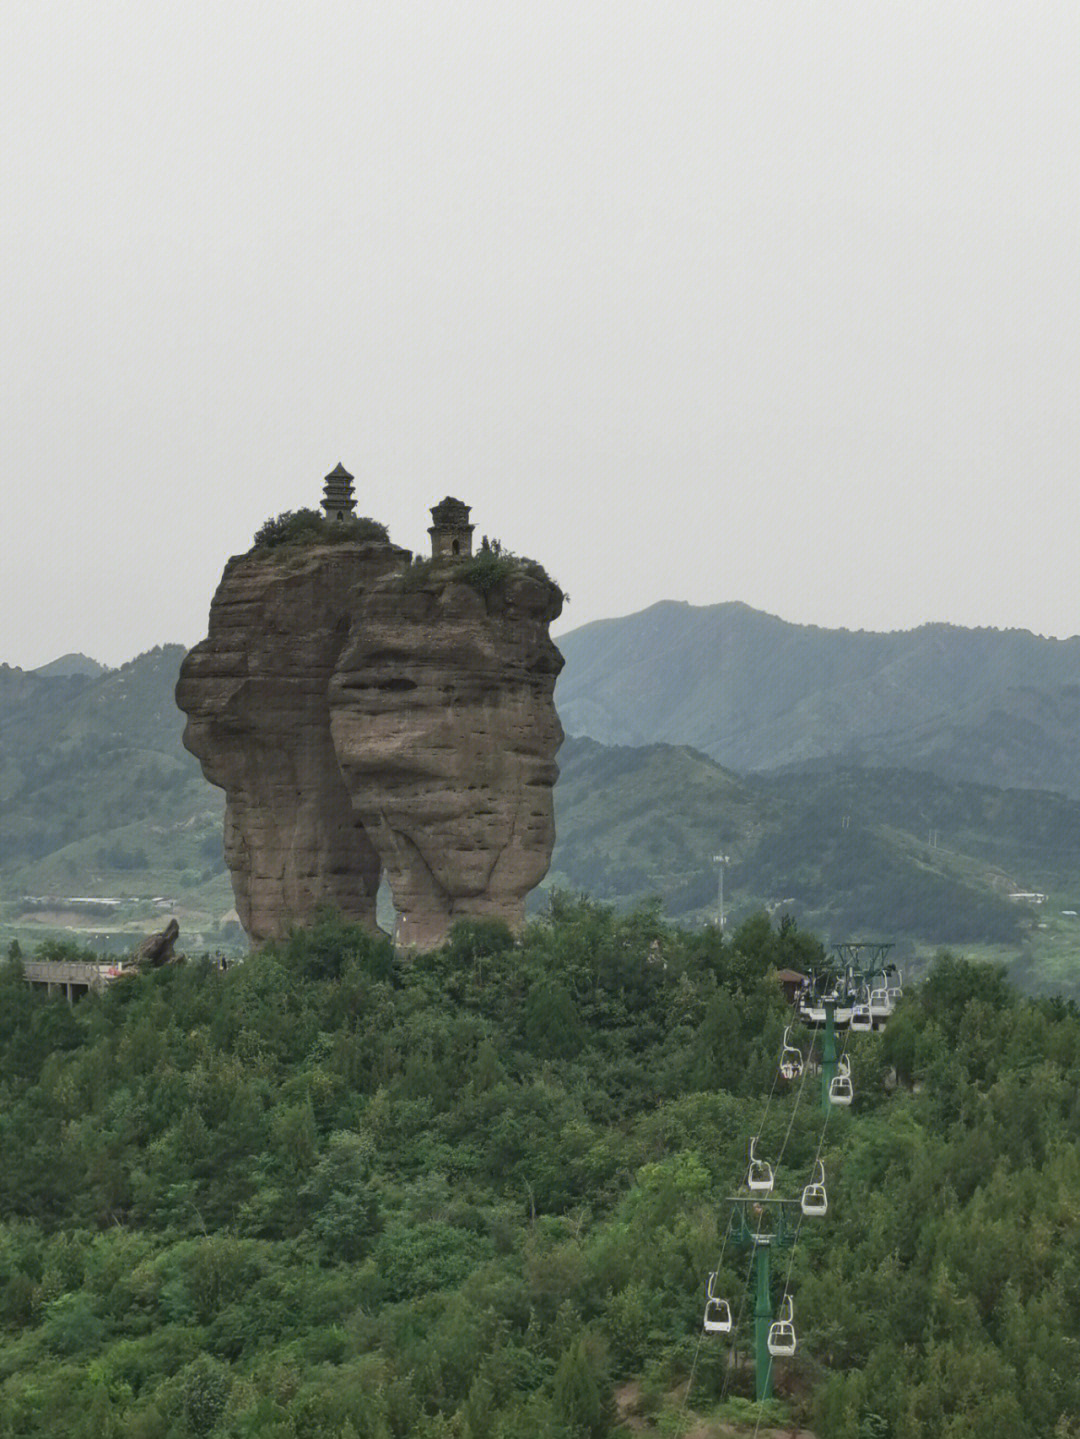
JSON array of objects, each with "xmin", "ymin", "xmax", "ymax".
[
  {"xmin": 176, "ymin": 542, "xmax": 409, "ymax": 942},
  {"xmin": 329, "ymin": 560, "xmax": 564, "ymax": 949},
  {"xmin": 177, "ymin": 537, "xmax": 564, "ymax": 949}
]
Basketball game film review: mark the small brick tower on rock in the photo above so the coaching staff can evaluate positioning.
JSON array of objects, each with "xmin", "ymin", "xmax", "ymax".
[
  {"xmin": 322, "ymin": 463, "xmax": 357, "ymax": 523},
  {"xmin": 429, "ymin": 497, "xmax": 474, "ymax": 558}
]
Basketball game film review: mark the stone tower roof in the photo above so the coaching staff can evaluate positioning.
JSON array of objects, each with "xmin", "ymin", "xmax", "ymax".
[{"xmin": 430, "ymin": 496, "xmax": 471, "ymax": 526}]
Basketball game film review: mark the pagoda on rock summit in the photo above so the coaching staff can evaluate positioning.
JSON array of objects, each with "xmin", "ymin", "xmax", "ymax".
[{"xmin": 321, "ymin": 463, "xmax": 357, "ymax": 523}]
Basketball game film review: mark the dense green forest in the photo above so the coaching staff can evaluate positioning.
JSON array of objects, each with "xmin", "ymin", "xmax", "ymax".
[{"xmin": 3, "ymin": 905, "xmax": 1080, "ymax": 1437}]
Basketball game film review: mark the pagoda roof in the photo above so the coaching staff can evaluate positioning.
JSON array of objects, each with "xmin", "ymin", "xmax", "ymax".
[
  {"xmin": 430, "ymin": 496, "xmax": 472, "ymax": 525},
  {"xmin": 325, "ymin": 462, "xmax": 354, "ymax": 482}
]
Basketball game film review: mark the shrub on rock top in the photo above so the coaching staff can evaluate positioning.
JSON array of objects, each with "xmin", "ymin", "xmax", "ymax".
[{"xmin": 251, "ymin": 509, "xmax": 389, "ymax": 552}]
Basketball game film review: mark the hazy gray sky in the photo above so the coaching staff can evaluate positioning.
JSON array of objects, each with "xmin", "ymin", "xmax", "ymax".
[{"xmin": 3, "ymin": 1, "xmax": 1077, "ymax": 668}]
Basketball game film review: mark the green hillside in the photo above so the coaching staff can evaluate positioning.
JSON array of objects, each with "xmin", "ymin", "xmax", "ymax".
[
  {"xmin": 548, "ymin": 739, "xmax": 1080, "ymax": 993},
  {"xmin": 555, "ymin": 601, "xmax": 1080, "ymax": 796},
  {"xmin": 2, "ymin": 910, "xmax": 1080, "ymax": 1436},
  {"xmin": 0, "ymin": 649, "xmax": 232, "ymax": 952}
]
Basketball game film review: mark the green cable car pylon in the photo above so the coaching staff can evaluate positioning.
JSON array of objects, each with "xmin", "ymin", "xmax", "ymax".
[
  {"xmin": 821, "ymin": 999, "xmax": 837, "ymax": 1112},
  {"xmin": 726, "ymin": 1198, "xmax": 799, "ymax": 1402}
]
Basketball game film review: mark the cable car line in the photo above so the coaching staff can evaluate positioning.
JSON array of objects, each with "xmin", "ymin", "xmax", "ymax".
[
  {"xmin": 750, "ymin": 1024, "xmax": 853, "ymax": 1436},
  {"xmin": 694, "ymin": 999, "xmax": 865, "ymax": 1429}
]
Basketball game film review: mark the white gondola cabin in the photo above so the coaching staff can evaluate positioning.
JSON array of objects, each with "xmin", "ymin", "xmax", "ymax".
[
  {"xmin": 779, "ymin": 1025, "xmax": 804, "ymax": 1080},
  {"xmin": 801, "ymin": 1159, "xmax": 827, "ymax": 1216},
  {"xmin": 703, "ymin": 1298, "xmax": 732, "ymax": 1333},
  {"xmin": 850, "ymin": 1003, "xmax": 873, "ymax": 1033},
  {"xmin": 747, "ymin": 1137, "xmax": 775, "ymax": 1192},
  {"xmin": 869, "ymin": 985, "xmax": 892, "ymax": 1021},
  {"xmin": 703, "ymin": 1272, "xmax": 732, "ymax": 1332},
  {"xmin": 829, "ymin": 1055, "xmax": 853, "ymax": 1107},
  {"xmin": 767, "ymin": 1295, "xmax": 797, "ymax": 1357}
]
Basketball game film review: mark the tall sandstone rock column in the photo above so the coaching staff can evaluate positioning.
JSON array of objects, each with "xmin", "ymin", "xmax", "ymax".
[
  {"xmin": 176, "ymin": 542, "xmax": 409, "ymax": 942},
  {"xmin": 328, "ymin": 559, "xmax": 564, "ymax": 949}
]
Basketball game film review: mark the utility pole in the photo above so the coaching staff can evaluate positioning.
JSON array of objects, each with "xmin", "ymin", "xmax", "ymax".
[{"xmin": 713, "ymin": 853, "xmax": 730, "ymax": 933}]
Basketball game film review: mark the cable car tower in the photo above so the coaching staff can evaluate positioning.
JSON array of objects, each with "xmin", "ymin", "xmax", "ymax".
[
  {"xmin": 832, "ymin": 940, "xmax": 893, "ymax": 974},
  {"xmin": 725, "ymin": 1195, "xmax": 800, "ymax": 1403}
]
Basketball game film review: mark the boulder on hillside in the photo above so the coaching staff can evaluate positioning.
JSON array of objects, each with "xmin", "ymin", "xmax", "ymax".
[{"xmin": 129, "ymin": 917, "xmax": 183, "ymax": 969}]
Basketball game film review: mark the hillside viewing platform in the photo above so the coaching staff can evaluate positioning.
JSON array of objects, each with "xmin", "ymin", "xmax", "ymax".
[{"xmin": 20, "ymin": 959, "xmax": 123, "ymax": 1002}]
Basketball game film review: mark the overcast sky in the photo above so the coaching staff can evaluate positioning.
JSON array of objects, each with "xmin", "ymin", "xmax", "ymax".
[{"xmin": 3, "ymin": 1, "xmax": 1077, "ymax": 669}]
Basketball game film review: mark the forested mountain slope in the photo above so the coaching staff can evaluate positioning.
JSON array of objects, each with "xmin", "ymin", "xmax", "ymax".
[
  {"xmin": 1, "ymin": 910, "xmax": 1078, "ymax": 1437},
  {"xmin": 551, "ymin": 738, "xmax": 1080, "ymax": 992},
  {"xmin": 555, "ymin": 602, "xmax": 1080, "ymax": 796},
  {"xmin": 0, "ymin": 649, "xmax": 230, "ymax": 944}
]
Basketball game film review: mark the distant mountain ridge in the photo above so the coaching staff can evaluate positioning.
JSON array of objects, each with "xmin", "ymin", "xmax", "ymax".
[
  {"xmin": 555, "ymin": 601, "xmax": 1080, "ymax": 796},
  {"xmin": 30, "ymin": 653, "xmax": 107, "ymax": 679}
]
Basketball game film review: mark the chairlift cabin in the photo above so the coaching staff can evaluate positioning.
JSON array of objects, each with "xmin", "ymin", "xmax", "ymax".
[
  {"xmin": 887, "ymin": 968, "xmax": 903, "ymax": 1003},
  {"xmin": 797, "ymin": 994, "xmax": 821, "ymax": 1024},
  {"xmin": 703, "ymin": 1298, "xmax": 732, "ymax": 1333},
  {"xmin": 780, "ymin": 1025, "xmax": 804, "ymax": 1080},
  {"xmin": 798, "ymin": 987, "xmax": 853, "ymax": 1028},
  {"xmin": 829, "ymin": 1055, "xmax": 853, "ymax": 1107},
  {"xmin": 850, "ymin": 1003, "xmax": 873, "ymax": 1033},
  {"xmin": 801, "ymin": 1159, "xmax": 827, "ymax": 1217},
  {"xmin": 747, "ymin": 1137, "xmax": 775, "ymax": 1193},
  {"xmin": 869, "ymin": 984, "xmax": 892, "ymax": 1021},
  {"xmin": 767, "ymin": 1295, "xmax": 797, "ymax": 1357},
  {"xmin": 703, "ymin": 1272, "xmax": 732, "ymax": 1332}
]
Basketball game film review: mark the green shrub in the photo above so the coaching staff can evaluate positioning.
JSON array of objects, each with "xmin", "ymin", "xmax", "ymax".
[
  {"xmin": 251, "ymin": 508, "xmax": 388, "ymax": 552},
  {"xmin": 460, "ymin": 548, "xmax": 517, "ymax": 594},
  {"xmin": 400, "ymin": 556, "xmax": 436, "ymax": 589}
]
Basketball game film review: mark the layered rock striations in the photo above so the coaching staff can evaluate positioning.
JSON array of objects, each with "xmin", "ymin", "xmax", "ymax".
[
  {"xmin": 176, "ymin": 542, "xmax": 409, "ymax": 942},
  {"xmin": 177, "ymin": 532, "xmax": 564, "ymax": 948},
  {"xmin": 329, "ymin": 560, "xmax": 564, "ymax": 949}
]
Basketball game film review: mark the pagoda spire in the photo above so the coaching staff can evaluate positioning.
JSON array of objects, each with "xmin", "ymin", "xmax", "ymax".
[{"xmin": 321, "ymin": 463, "xmax": 357, "ymax": 523}]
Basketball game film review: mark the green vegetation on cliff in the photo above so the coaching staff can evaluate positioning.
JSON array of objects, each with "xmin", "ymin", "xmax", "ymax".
[
  {"xmin": 2, "ymin": 906, "xmax": 1080, "ymax": 1436},
  {"xmin": 399, "ymin": 539, "xmax": 563, "ymax": 609},
  {"xmin": 250, "ymin": 510, "xmax": 390, "ymax": 552}
]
